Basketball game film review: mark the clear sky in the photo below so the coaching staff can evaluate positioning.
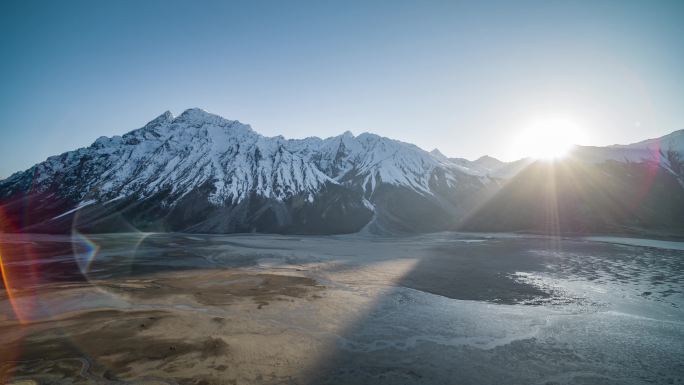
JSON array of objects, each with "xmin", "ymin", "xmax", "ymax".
[{"xmin": 1, "ymin": 0, "xmax": 683, "ymax": 177}]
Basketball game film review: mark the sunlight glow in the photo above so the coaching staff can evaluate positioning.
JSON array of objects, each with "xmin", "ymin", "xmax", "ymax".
[
  {"xmin": 0, "ymin": 251, "xmax": 23, "ymax": 323},
  {"xmin": 72, "ymin": 231, "xmax": 101, "ymax": 275},
  {"xmin": 515, "ymin": 118, "xmax": 586, "ymax": 160}
]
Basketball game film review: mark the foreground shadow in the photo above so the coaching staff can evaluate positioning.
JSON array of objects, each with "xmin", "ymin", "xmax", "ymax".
[{"xmin": 302, "ymin": 235, "xmax": 684, "ymax": 385}]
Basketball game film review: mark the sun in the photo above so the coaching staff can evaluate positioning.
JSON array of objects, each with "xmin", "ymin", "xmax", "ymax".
[{"xmin": 515, "ymin": 118, "xmax": 584, "ymax": 160}]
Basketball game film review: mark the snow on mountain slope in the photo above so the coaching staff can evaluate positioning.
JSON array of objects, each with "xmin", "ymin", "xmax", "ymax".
[
  {"xmin": 428, "ymin": 149, "xmax": 528, "ymax": 179},
  {"xmin": 571, "ymin": 129, "xmax": 684, "ymax": 181},
  {"xmin": 288, "ymin": 132, "xmax": 484, "ymax": 195},
  {"xmin": 0, "ymin": 109, "xmax": 487, "ymax": 228},
  {"xmin": 573, "ymin": 129, "xmax": 682, "ymax": 162},
  {"xmin": 616, "ymin": 129, "xmax": 684, "ymax": 153},
  {"xmin": 1, "ymin": 109, "xmax": 334, "ymax": 208}
]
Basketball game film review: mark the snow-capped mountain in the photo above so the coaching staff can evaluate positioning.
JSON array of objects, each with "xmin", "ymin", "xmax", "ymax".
[
  {"xmin": 572, "ymin": 129, "xmax": 684, "ymax": 179},
  {"xmin": 1, "ymin": 109, "xmax": 682, "ymax": 235},
  {"xmin": 0, "ymin": 109, "xmax": 490, "ymax": 234},
  {"xmin": 430, "ymin": 150, "xmax": 533, "ymax": 179}
]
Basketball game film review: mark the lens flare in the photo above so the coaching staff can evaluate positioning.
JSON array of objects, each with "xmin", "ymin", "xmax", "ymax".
[
  {"xmin": 0, "ymin": 205, "xmax": 26, "ymax": 324},
  {"xmin": 71, "ymin": 231, "xmax": 100, "ymax": 276},
  {"xmin": 0, "ymin": 250, "xmax": 22, "ymax": 322}
]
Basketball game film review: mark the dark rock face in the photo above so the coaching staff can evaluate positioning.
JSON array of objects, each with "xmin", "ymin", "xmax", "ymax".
[{"xmin": 3, "ymin": 184, "xmax": 375, "ymax": 235}]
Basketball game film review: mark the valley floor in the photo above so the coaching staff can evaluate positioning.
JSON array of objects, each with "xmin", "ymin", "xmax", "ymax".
[{"xmin": 0, "ymin": 232, "xmax": 683, "ymax": 384}]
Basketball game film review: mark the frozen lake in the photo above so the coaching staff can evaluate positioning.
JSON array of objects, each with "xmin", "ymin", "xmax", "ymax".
[{"xmin": 0, "ymin": 232, "xmax": 683, "ymax": 384}]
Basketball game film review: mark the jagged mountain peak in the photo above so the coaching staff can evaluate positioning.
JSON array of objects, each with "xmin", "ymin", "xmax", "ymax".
[
  {"xmin": 175, "ymin": 107, "xmax": 221, "ymax": 122},
  {"xmin": 125, "ymin": 109, "xmax": 256, "ymax": 144},
  {"xmin": 150, "ymin": 110, "xmax": 174, "ymax": 124},
  {"xmin": 127, "ymin": 110, "xmax": 174, "ymax": 134},
  {"xmin": 169, "ymin": 108, "xmax": 250, "ymax": 131},
  {"xmin": 474, "ymin": 155, "xmax": 499, "ymax": 162},
  {"xmin": 473, "ymin": 155, "xmax": 504, "ymax": 168},
  {"xmin": 430, "ymin": 148, "xmax": 448, "ymax": 160},
  {"xmin": 0, "ymin": 109, "xmax": 488, "ymax": 210}
]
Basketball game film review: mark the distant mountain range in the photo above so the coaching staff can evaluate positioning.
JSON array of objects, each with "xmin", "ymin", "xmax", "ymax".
[
  {"xmin": 1, "ymin": 108, "xmax": 683, "ymax": 236},
  {"xmin": 463, "ymin": 130, "xmax": 684, "ymax": 236}
]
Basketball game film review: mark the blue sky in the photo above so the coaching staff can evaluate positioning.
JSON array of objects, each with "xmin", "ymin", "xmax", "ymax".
[{"xmin": 1, "ymin": 0, "xmax": 683, "ymax": 177}]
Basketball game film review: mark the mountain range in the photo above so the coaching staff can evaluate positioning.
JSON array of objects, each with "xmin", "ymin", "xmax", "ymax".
[{"xmin": 1, "ymin": 108, "xmax": 683, "ymax": 236}]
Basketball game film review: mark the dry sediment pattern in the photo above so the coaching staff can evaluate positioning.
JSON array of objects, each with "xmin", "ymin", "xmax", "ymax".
[
  {"xmin": 1, "ymin": 233, "xmax": 683, "ymax": 384},
  {"xmin": 1, "ymin": 271, "xmax": 328, "ymax": 384}
]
